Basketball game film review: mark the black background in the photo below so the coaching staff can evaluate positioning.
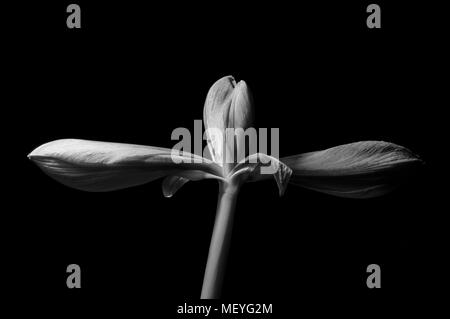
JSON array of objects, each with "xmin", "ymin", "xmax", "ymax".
[{"xmin": 5, "ymin": 1, "xmax": 447, "ymax": 317}]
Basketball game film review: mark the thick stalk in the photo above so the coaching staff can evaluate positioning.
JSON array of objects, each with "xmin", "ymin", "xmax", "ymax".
[{"xmin": 201, "ymin": 181, "xmax": 240, "ymax": 299}]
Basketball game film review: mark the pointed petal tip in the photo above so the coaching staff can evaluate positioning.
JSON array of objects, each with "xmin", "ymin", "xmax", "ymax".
[
  {"xmin": 28, "ymin": 147, "xmax": 47, "ymax": 160},
  {"xmin": 28, "ymin": 145, "xmax": 42, "ymax": 160},
  {"xmin": 162, "ymin": 176, "xmax": 190, "ymax": 198},
  {"xmin": 235, "ymin": 79, "xmax": 247, "ymax": 88},
  {"xmin": 230, "ymin": 153, "xmax": 292, "ymax": 197},
  {"xmin": 275, "ymin": 162, "xmax": 292, "ymax": 197},
  {"xmin": 213, "ymin": 75, "xmax": 236, "ymax": 88},
  {"xmin": 224, "ymin": 75, "xmax": 236, "ymax": 83}
]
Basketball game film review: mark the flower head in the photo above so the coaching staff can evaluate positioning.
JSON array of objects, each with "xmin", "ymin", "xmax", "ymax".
[
  {"xmin": 28, "ymin": 75, "xmax": 424, "ymax": 299},
  {"xmin": 28, "ymin": 76, "xmax": 423, "ymax": 198}
]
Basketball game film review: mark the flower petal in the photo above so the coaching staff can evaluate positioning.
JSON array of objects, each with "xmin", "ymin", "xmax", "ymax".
[
  {"xmin": 281, "ymin": 141, "xmax": 423, "ymax": 198},
  {"xmin": 231, "ymin": 153, "xmax": 292, "ymax": 196},
  {"xmin": 162, "ymin": 171, "xmax": 227, "ymax": 198},
  {"xmin": 162, "ymin": 176, "xmax": 190, "ymax": 198},
  {"xmin": 28, "ymin": 139, "xmax": 222, "ymax": 192}
]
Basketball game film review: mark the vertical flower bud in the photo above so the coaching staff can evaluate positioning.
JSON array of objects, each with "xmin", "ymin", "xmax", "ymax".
[{"xmin": 203, "ymin": 76, "xmax": 254, "ymax": 173}]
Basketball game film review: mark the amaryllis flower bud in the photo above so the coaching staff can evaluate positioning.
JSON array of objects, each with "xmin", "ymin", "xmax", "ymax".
[
  {"xmin": 28, "ymin": 75, "xmax": 424, "ymax": 300},
  {"xmin": 203, "ymin": 76, "xmax": 254, "ymax": 172}
]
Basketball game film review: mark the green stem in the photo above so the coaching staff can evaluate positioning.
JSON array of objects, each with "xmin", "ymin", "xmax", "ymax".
[{"xmin": 201, "ymin": 181, "xmax": 240, "ymax": 299}]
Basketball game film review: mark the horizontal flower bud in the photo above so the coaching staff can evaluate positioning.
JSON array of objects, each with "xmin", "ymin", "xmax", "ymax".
[
  {"xmin": 281, "ymin": 141, "xmax": 423, "ymax": 198},
  {"xmin": 28, "ymin": 139, "xmax": 222, "ymax": 192}
]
